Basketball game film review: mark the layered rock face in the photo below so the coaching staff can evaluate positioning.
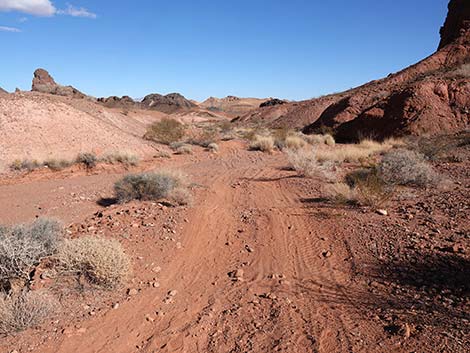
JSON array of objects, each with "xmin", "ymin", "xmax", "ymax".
[
  {"xmin": 439, "ymin": 0, "xmax": 470, "ymax": 49},
  {"xmin": 32, "ymin": 69, "xmax": 86, "ymax": 98}
]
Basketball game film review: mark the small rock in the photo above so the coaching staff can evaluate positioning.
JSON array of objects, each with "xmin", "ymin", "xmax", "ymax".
[
  {"xmin": 376, "ymin": 209, "xmax": 388, "ymax": 216},
  {"xmin": 127, "ymin": 288, "xmax": 138, "ymax": 296},
  {"xmin": 245, "ymin": 244, "xmax": 254, "ymax": 253},
  {"xmin": 168, "ymin": 290, "xmax": 177, "ymax": 297},
  {"xmin": 113, "ymin": 303, "xmax": 120, "ymax": 309},
  {"xmin": 322, "ymin": 250, "xmax": 332, "ymax": 258},
  {"xmin": 152, "ymin": 282, "xmax": 160, "ymax": 288}
]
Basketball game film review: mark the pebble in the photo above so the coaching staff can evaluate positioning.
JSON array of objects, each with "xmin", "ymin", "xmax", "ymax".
[
  {"xmin": 127, "ymin": 288, "xmax": 138, "ymax": 296},
  {"xmin": 376, "ymin": 209, "xmax": 388, "ymax": 216},
  {"xmin": 168, "ymin": 290, "xmax": 178, "ymax": 297}
]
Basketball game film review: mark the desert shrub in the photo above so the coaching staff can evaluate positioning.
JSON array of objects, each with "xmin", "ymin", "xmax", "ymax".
[
  {"xmin": 169, "ymin": 141, "xmax": 185, "ymax": 151},
  {"xmin": 43, "ymin": 159, "xmax": 73, "ymax": 171},
  {"xmin": 0, "ymin": 219, "xmax": 62, "ymax": 282},
  {"xmin": 175, "ymin": 145, "xmax": 193, "ymax": 155},
  {"xmin": 324, "ymin": 134, "xmax": 336, "ymax": 146},
  {"xmin": 449, "ymin": 63, "xmax": 470, "ymax": 78},
  {"xmin": 56, "ymin": 237, "xmax": 130, "ymax": 289},
  {"xmin": 207, "ymin": 143, "xmax": 219, "ymax": 152},
  {"xmin": 0, "ymin": 291, "xmax": 56, "ymax": 335},
  {"xmin": 10, "ymin": 159, "xmax": 41, "ymax": 172},
  {"xmin": 76, "ymin": 152, "xmax": 97, "ymax": 168},
  {"xmin": 323, "ymin": 182, "xmax": 359, "ymax": 205},
  {"xmin": 303, "ymin": 134, "xmax": 327, "ymax": 145},
  {"xmin": 168, "ymin": 187, "xmax": 193, "ymax": 206},
  {"xmin": 284, "ymin": 136, "xmax": 307, "ymax": 150},
  {"xmin": 114, "ymin": 170, "xmax": 186, "ymax": 203},
  {"xmin": 144, "ymin": 118, "xmax": 185, "ymax": 145},
  {"xmin": 188, "ymin": 128, "xmax": 219, "ymax": 147},
  {"xmin": 101, "ymin": 152, "xmax": 139, "ymax": 166},
  {"xmin": 286, "ymin": 148, "xmax": 335, "ymax": 180},
  {"xmin": 345, "ymin": 168, "xmax": 395, "ymax": 208},
  {"xmin": 249, "ymin": 135, "xmax": 275, "ymax": 153},
  {"xmin": 155, "ymin": 150, "xmax": 172, "ymax": 159},
  {"xmin": 378, "ymin": 149, "xmax": 439, "ymax": 187}
]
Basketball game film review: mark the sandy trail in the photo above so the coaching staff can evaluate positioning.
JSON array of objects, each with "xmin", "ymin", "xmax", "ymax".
[{"xmin": 0, "ymin": 142, "xmax": 380, "ymax": 353}]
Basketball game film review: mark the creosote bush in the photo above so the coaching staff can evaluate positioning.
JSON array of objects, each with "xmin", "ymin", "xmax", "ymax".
[
  {"xmin": 114, "ymin": 170, "xmax": 187, "ymax": 203},
  {"xmin": 0, "ymin": 291, "xmax": 56, "ymax": 335},
  {"xmin": 9, "ymin": 159, "xmax": 41, "ymax": 172},
  {"xmin": 144, "ymin": 118, "xmax": 186, "ymax": 145},
  {"xmin": 249, "ymin": 135, "xmax": 275, "ymax": 153},
  {"xmin": 378, "ymin": 149, "xmax": 439, "ymax": 187},
  {"xmin": 56, "ymin": 237, "xmax": 130, "ymax": 289},
  {"xmin": 0, "ymin": 218, "xmax": 62, "ymax": 282},
  {"xmin": 101, "ymin": 152, "xmax": 139, "ymax": 166},
  {"xmin": 43, "ymin": 159, "xmax": 73, "ymax": 171}
]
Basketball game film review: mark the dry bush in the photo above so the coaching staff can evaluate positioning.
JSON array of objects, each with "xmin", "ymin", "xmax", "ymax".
[
  {"xmin": 76, "ymin": 152, "xmax": 97, "ymax": 168},
  {"xmin": 57, "ymin": 237, "xmax": 130, "ymax": 289},
  {"xmin": 0, "ymin": 219, "xmax": 62, "ymax": 282},
  {"xmin": 168, "ymin": 187, "xmax": 193, "ymax": 206},
  {"xmin": 284, "ymin": 136, "xmax": 307, "ymax": 150},
  {"xmin": 175, "ymin": 145, "xmax": 193, "ymax": 155},
  {"xmin": 10, "ymin": 159, "xmax": 41, "ymax": 172},
  {"xmin": 303, "ymin": 134, "xmax": 327, "ymax": 145},
  {"xmin": 323, "ymin": 182, "xmax": 359, "ymax": 204},
  {"xmin": 101, "ymin": 152, "xmax": 139, "ymax": 166},
  {"xmin": 345, "ymin": 168, "xmax": 395, "ymax": 208},
  {"xmin": 207, "ymin": 142, "xmax": 219, "ymax": 152},
  {"xmin": 0, "ymin": 290, "xmax": 57, "ymax": 335},
  {"xmin": 187, "ymin": 128, "xmax": 219, "ymax": 147},
  {"xmin": 249, "ymin": 135, "xmax": 275, "ymax": 153},
  {"xmin": 43, "ymin": 159, "xmax": 73, "ymax": 171},
  {"xmin": 449, "ymin": 63, "xmax": 470, "ymax": 78},
  {"xmin": 286, "ymin": 148, "xmax": 335, "ymax": 180},
  {"xmin": 324, "ymin": 134, "xmax": 335, "ymax": 146},
  {"xmin": 316, "ymin": 139, "xmax": 395, "ymax": 164},
  {"xmin": 114, "ymin": 170, "xmax": 186, "ymax": 203},
  {"xmin": 378, "ymin": 149, "xmax": 439, "ymax": 188},
  {"xmin": 144, "ymin": 118, "xmax": 186, "ymax": 145}
]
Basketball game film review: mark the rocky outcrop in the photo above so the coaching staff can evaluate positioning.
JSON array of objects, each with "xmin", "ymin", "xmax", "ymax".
[
  {"xmin": 439, "ymin": 0, "xmax": 470, "ymax": 49},
  {"xmin": 0, "ymin": 87, "xmax": 8, "ymax": 95},
  {"xmin": 97, "ymin": 96, "xmax": 135, "ymax": 108},
  {"xmin": 242, "ymin": 0, "xmax": 470, "ymax": 140},
  {"xmin": 141, "ymin": 93, "xmax": 196, "ymax": 114},
  {"xmin": 32, "ymin": 69, "xmax": 86, "ymax": 98},
  {"xmin": 260, "ymin": 98, "xmax": 286, "ymax": 108}
]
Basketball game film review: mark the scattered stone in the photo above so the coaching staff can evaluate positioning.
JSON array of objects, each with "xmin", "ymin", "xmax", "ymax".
[
  {"xmin": 168, "ymin": 290, "xmax": 178, "ymax": 297},
  {"xmin": 245, "ymin": 244, "xmax": 254, "ymax": 253},
  {"xmin": 322, "ymin": 250, "xmax": 332, "ymax": 258},
  {"xmin": 113, "ymin": 303, "xmax": 120, "ymax": 309},
  {"xmin": 127, "ymin": 288, "xmax": 138, "ymax": 296}
]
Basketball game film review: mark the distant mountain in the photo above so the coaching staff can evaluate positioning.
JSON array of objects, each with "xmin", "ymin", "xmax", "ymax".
[{"xmin": 200, "ymin": 96, "xmax": 269, "ymax": 117}]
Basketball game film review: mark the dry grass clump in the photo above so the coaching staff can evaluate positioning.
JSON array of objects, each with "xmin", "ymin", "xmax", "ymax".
[
  {"xmin": 0, "ymin": 291, "xmax": 57, "ymax": 335},
  {"xmin": 378, "ymin": 149, "xmax": 439, "ymax": 187},
  {"xmin": 114, "ymin": 170, "xmax": 187, "ymax": 203},
  {"xmin": 56, "ymin": 237, "xmax": 130, "ymax": 289},
  {"xmin": 207, "ymin": 143, "xmax": 219, "ymax": 152},
  {"xmin": 168, "ymin": 187, "xmax": 193, "ymax": 206},
  {"xmin": 101, "ymin": 152, "xmax": 139, "ymax": 166},
  {"xmin": 324, "ymin": 134, "xmax": 335, "ymax": 146},
  {"xmin": 175, "ymin": 144, "xmax": 193, "ymax": 155},
  {"xmin": 249, "ymin": 135, "xmax": 275, "ymax": 153},
  {"xmin": 10, "ymin": 159, "xmax": 41, "ymax": 172},
  {"xmin": 316, "ymin": 139, "xmax": 396, "ymax": 164},
  {"xmin": 144, "ymin": 118, "xmax": 186, "ymax": 145},
  {"xmin": 187, "ymin": 128, "xmax": 220, "ymax": 147},
  {"xmin": 76, "ymin": 152, "xmax": 98, "ymax": 168},
  {"xmin": 323, "ymin": 182, "xmax": 359, "ymax": 205},
  {"xmin": 43, "ymin": 158, "xmax": 73, "ymax": 171},
  {"xmin": 284, "ymin": 136, "xmax": 307, "ymax": 150},
  {"xmin": 303, "ymin": 134, "xmax": 327, "ymax": 145},
  {"xmin": 286, "ymin": 148, "xmax": 335, "ymax": 180},
  {"xmin": 0, "ymin": 219, "xmax": 62, "ymax": 282}
]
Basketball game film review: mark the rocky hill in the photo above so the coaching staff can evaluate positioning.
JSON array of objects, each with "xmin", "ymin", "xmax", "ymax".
[
  {"xmin": 140, "ymin": 93, "xmax": 196, "ymax": 114},
  {"xmin": 32, "ymin": 69, "xmax": 86, "ymax": 99},
  {"xmin": 200, "ymin": 96, "xmax": 268, "ymax": 117},
  {"xmin": 240, "ymin": 0, "xmax": 470, "ymax": 140}
]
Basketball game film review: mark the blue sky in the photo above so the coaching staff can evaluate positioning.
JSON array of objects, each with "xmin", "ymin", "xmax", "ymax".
[{"xmin": 0, "ymin": 0, "xmax": 449, "ymax": 101}]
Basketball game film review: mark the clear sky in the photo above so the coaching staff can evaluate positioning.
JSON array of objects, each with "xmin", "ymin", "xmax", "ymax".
[{"xmin": 0, "ymin": 0, "xmax": 449, "ymax": 101}]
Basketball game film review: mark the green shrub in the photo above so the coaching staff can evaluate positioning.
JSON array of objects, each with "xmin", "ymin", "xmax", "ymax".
[
  {"xmin": 144, "ymin": 118, "xmax": 185, "ymax": 145},
  {"xmin": 114, "ymin": 171, "xmax": 186, "ymax": 203}
]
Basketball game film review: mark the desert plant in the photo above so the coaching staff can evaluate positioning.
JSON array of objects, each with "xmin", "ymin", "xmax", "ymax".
[
  {"xmin": 0, "ymin": 290, "xmax": 57, "ymax": 335},
  {"xmin": 76, "ymin": 152, "xmax": 97, "ymax": 168},
  {"xmin": 249, "ymin": 135, "xmax": 275, "ymax": 153},
  {"xmin": 43, "ymin": 158, "xmax": 73, "ymax": 171},
  {"xmin": 286, "ymin": 148, "xmax": 335, "ymax": 180},
  {"xmin": 284, "ymin": 136, "xmax": 307, "ymax": 150},
  {"xmin": 324, "ymin": 134, "xmax": 336, "ymax": 146},
  {"xmin": 175, "ymin": 145, "xmax": 193, "ymax": 155},
  {"xmin": 56, "ymin": 237, "xmax": 130, "ymax": 289},
  {"xmin": 10, "ymin": 159, "xmax": 41, "ymax": 172},
  {"xmin": 187, "ymin": 128, "xmax": 219, "ymax": 147},
  {"xmin": 114, "ymin": 170, "xmax": 186, "ymax": 203},
  {"xmin": 144, "ymin": 118, "xmax": 185, "ymax": 145},
  {"xmin": 303, "ymin": 134, "xmax": 327, "ymax": 145},
  {"xmin": 378, "ymin": 149, "xmax": 439, "ymax": 187},
  {"xmin": 101, "ymin": 152, "xmax": 139, "ymax": 166},
  {"xmin": 168, "ymin": 187, "xmax": 193, "ymax": 206},
  {"xmin": 346, "ymin": 168, "xmax": 395, "ymax": 208},
  {"xmin": 323, "ymin": 182, "xmax": 359, "ymax": 205},
  {"xmin": 0, "ymin": 219, "xmax": 62, "ymax": 282}
]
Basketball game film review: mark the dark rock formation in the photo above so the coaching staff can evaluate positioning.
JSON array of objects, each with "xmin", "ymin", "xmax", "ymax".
[
  {"xmin": 260, "ymin": 98, "xmax": 286, "ymax": 108},
  {"xmin": 32, "ymin": 68, "xmax": 85, "ymax": 98},
  {"xmin": 141, "ymin": 93, "xmax": 196, "ymax": 114}
]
